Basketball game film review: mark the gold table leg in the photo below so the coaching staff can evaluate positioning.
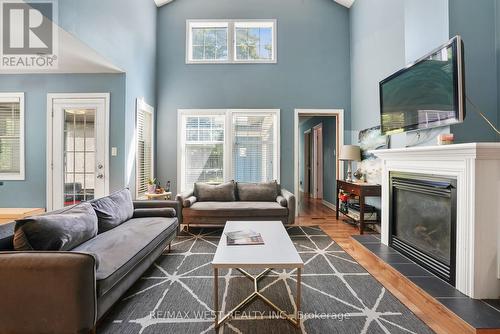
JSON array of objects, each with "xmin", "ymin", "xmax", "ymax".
[
  {"xmin": 213, "ymin": 267, "xmax": 302, "ymax": 329},
  {"xmin": 214, "ymin": 268, "xmax": 218, "ymax": 326}
]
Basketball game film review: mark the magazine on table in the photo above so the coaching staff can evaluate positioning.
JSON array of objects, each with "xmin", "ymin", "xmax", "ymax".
[{"xmin": 225, "ymin": 229, "xmax": 264, "ymax": 245}]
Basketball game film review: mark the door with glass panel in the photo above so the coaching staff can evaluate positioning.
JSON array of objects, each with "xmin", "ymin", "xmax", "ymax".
[{"xmin": 47, "ymin": 95, "xmax": 109, "ymax": 211}]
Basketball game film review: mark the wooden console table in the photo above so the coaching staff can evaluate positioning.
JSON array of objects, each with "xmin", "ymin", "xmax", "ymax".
[
  {"xmin": 335, "ymin": 180, "xmax": 381, "ymax": 234},
  {"xmin": 0, "ymin": 208, "xmax": 45, "ymax": 225}
]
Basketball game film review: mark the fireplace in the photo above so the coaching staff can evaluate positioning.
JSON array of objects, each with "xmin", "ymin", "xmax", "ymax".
[{"xmin": 389, "ymin": 172, "xmax": 457, "ymax": 285}]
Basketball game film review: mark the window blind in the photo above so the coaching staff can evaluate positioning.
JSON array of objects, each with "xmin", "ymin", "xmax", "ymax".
[
  {"xmin": 0, "ymin": 98, "xmax": 21, "ymax": 176},
  {"xmin": 179, "ymin": 110, "xmax": 279, "ymax": 192},
  {"xmin": 183, "ymin": 115, "xmax": 224, "ymax": 191},
  {"xmin": 136, "ymin": 108, "xmax": 153, "ymax": 196},
  {"xmin": 232, "ymin": 114, "xmax": 275, "ymax": 183}
]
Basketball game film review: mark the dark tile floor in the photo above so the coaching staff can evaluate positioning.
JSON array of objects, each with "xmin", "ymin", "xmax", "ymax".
[{"xmin": 352, "ymin": 234, "xmax": 500, "ymax": 329}]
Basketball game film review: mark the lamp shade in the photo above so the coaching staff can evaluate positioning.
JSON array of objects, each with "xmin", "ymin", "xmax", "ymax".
[{"xmin": 339, "ymin": 145, "xmax": 361, "ymax": 161}]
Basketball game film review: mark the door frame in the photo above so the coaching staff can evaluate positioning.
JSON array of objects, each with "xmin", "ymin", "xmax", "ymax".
[
  {"xmin": 312, "ymin": 123, "xmax": 323, "ymax": 199},
  {"xmin": 46, "ymin": 93, "xmax": 110, "ymax": 211},
  {"xmin": 294, "ymin": 109, "xmax": 344, "ymax": 216},
  {"xmin": 303, "ymin": 129, "xmax": 311, "ymax": 195}
]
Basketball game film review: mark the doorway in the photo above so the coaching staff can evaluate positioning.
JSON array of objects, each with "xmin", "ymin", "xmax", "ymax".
[
  {"xmin": 294, "ymin": 109, "xmax": 344, "ymax": 217},
  {"xmin": 47, "ymin": 93, "xmax": 110, "ymax": 211}
]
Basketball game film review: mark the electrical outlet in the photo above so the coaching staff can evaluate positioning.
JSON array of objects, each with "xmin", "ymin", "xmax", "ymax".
[{"xmin": 111, "ymin": 147, "xmax": 118, "ymax": 156}]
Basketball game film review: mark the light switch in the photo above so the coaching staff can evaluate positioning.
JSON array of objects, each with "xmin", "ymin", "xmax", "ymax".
[{"xmin": 111, "ymin": 147, "xmax": 118, "ymax": 156}]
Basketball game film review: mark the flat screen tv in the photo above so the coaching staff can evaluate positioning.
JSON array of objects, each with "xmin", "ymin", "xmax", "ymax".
[{"xmin": 380, "ymin": 36, "xmax": 465, "ymax": 135}]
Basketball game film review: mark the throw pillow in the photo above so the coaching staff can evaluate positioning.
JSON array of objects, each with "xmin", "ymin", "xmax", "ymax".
[
  {"xmin": 236, "ymin": 181, "xmax": 279, "ymax": 202},
  {"xmin": 194, "ymin": 181, "xmax": 236, "ymax": 202},
  {"xmin": 14, "ymin": 202, "xmax": 98, "ymax": 251},
  {"xmin": 91, "ymin": 188, "xmax": 134, "ymax": 233}
]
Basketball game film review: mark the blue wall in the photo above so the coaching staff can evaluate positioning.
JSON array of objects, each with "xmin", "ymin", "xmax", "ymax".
[
  {"xmin": 0, "ymin": 0, "xmax": 158, "ymax": 208},
  {"xmin": 0, "ymin": 74, "xmax": 125, "ymax": 208},
  {"xmin": 299, "ymin": 116, "xmax": 337, "ymax": 204},
  {"xmin": 350, "ymin": 0, "xmax": 499, "ymax": 145},
  {"xmin": 58, "ymin": 0, "xmax": 158, "ymax": 192},
  {"xmin": 156, "ymin": 0, "xmax": 351, "ymax": 193},
  {"xmin": 497, "ymin": 0, "xmax": 500, "ymax": 128},
  {"xmin": 449, "ymin": 0, "xmax": 499, "ymax": 142}
]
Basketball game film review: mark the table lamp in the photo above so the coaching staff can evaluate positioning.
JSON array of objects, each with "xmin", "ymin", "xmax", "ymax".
[{"xmin": 339, "ymin": 145, "xmax": 361, "ymax": 182}]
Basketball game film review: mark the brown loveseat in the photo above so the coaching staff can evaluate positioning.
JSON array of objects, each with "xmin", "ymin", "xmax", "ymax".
[{"xmin": 176, "ymin": 181, "xmax": 295, "ymax": 229}]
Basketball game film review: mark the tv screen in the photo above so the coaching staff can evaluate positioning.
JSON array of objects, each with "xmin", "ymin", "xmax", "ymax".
[{"xmin": 380, "ymin": 36, "xmax": 465, "ymax": 135}]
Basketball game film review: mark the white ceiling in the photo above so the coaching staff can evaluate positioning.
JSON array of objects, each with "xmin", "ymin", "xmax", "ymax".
[{"xmin": 154, "ymin": 0, "xmax": 355, "ymax": 8}]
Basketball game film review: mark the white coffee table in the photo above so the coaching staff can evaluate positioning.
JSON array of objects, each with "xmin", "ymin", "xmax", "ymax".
[{"xmin": 212, "ymin": 221, "xmax": 304, "ymax": 328}]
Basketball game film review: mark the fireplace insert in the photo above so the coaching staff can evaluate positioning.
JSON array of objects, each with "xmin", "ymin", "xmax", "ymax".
[{"xmin": 389, "ymin": 172, "xmax": 457, "ymax": 285}]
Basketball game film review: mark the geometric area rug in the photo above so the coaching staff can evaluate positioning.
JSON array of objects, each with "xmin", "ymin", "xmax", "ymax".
[{"xmin": 98, "ymin": 226, "xmax": 434, "ymax": 334}]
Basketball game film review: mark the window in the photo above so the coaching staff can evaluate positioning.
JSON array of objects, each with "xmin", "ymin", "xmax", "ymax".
[
  {"xmin": 135, "ymin": 99, "xmax": 154, "ymax": 198},
  {"xmin": 235, "ymin": 21, "xmax": 274, "ymax": 61},
  {"xmin": 187, "ymin": 20, "xmax": 276, "ymax": 64},
  {"xmin": 189, "ymin": 21, "xmax": 228, "ymax": 62},
  {"xmin": 0, "ymin": 93, "xmax": 24, "ymax": 180},
  {"xmin": 232, "ymin": 114, "xmax": 275, "ymax": 182},
  {"xmin": 178, "ymin": 109, "xmax": 279, "ymax": 191}
]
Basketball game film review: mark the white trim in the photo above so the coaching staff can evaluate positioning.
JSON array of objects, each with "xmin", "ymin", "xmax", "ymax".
[
  {"xmin": 186, "ymin": 19, "xmax": 277, "ymax": 64},
  {"xmin": 294, "ymin": 109, "xmax": 345, "ymax": 216},
  {"xmin": 322, "ymin": 199, "xmax": 337, "ymax": 212},
  {"xmin": 135, "ymin": 98, "xmax": 155, "ymax": 199},
  {"xmin": 0, "ymin": 92, "xmax": 25, "ymax": 181},
  {"xmin": 312, "ymin": 123, "xmax": 323, "ymax": 199},
  {"xmin": 46, "ymin": 93, "xmax": 110, "ymax": 211},
  {"xmin": 177, "ymin": 109, "xmax": 280, "ymax": 192},
  {"xmin": 373, "ymin": 143, "xmax": 500, "ymax": 299}
]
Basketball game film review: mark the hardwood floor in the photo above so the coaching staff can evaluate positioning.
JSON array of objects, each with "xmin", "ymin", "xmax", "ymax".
[{"xmin": 295, "ymin": 196, "xmax": 492, "ymax": 334}]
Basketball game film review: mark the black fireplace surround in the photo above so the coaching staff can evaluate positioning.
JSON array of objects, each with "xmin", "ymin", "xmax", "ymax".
[{"xmin": 389, "ymin": 172, "xmax": 457, "ymax": 285}]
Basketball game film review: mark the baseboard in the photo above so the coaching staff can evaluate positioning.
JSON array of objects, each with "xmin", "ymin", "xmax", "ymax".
[{"xmin": 322, "ymin": 200, "xmax": 337, "ymax": 211}]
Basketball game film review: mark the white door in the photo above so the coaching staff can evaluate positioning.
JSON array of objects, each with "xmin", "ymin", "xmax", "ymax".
[{"xmin": 47, "ymin": 95, "xmax": 109, "ymax": 211}]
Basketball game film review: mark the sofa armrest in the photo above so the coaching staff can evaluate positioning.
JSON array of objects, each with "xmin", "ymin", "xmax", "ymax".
[
  {"xmin": 133, "ymin": 200, "xmax": 178, "ymax": 210},
  {"xmin": 176, "ymin": 190, "xmax": 195, "ymax": 208},
  {"xmin": 280, "ymin": 189, "xmax": 296, "ymax": 224},
  {"xmin": 133, "ymin": 207, "xmax": 176, "ymax": 218},
  {"xmin": 0, "ymin": 252, "xmax": 96, "ymax": 334}
]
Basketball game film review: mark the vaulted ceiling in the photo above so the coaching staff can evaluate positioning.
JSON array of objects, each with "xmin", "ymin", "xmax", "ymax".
[{"xmin": 154, "ymin": 0, "xmax": 355, "ymax": 8}]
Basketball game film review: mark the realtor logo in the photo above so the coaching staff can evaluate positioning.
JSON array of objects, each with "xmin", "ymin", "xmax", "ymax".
[{"xmin": 1, "ymin": 0, "xmax": 58, "ymax": 69}]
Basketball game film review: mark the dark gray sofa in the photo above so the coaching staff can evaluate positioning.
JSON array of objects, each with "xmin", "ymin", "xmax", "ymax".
[
  {"xmin": 176, "ymin": 181, "xmax": 296, "ymax": 229},
  {"xmin": 0, "ymin": 189, "xmax": 179, "ymax": 334}
]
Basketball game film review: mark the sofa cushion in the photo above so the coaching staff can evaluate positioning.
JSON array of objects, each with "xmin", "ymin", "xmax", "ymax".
[
  {"xmin": 236, "ymin": 181, "xmax": 279, "ymax": 202},
  {"xmin": 194, "ymin": 181, "xmax": 236, "ymax": 202},
  {"xmin": 91, "ymin": 188, "xmax": 134, "ymax": 233},
  {"xmin": 13, "ymin": 202, "xmax": 98, "ymax": 251},
  {"xmin": 72, "ymin": 216, "xmax": 178, "ymax": 297},
  {"xmin": 184, "ymin": 201, "xmax": 287, "ymax": 217}
]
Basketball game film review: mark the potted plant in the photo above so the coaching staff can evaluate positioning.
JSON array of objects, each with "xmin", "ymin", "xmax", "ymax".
[{"xmin": 147, "ymin": 178, "xmax": 157, "ymax": 194}]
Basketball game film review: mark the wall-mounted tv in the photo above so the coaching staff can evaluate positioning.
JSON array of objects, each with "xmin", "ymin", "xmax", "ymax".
[{"xmin": 380, "ymin": 36, "xmax": 465, "ymax": 135}]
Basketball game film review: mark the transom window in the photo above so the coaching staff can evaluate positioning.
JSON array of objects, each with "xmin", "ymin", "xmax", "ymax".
[
  {"xmin": 187, "ymin": 20, "xmax": 276, "ymax": 64},
  {"xmin": 178, "ymin": 109, "xmax": 280, "ymax": 192},
  {"xmin": 0, "ymin": 93, "xmax": 24, "ymax": 180}
]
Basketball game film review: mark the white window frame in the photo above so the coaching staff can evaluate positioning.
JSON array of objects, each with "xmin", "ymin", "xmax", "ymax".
[
  {"xmin": 186, "ymin": 19, "xmax": 277, "ymax": 64},
  {"xmin": 0, "ymin": 92, "xmax": 25, "ymax": 180},
  {"xmin": 135, "ymin": 98, "xmax": 155, "ymax": 199},
  {"xmin": 177, "ymin": 109, "xmax": 280, "ymax": 192}
]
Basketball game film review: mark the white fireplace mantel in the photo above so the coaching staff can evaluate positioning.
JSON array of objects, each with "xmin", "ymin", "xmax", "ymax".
[{"xmin": 373, "ymin": 143, "xmax": 500, "ymax": 299}]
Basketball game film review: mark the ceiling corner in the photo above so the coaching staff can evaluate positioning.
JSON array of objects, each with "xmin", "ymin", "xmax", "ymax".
[
  {"xmin": 154, "ymin": 0, "xmax": 174, "ymax": 7},
  {"xmin": 334, "ymin": 0, "xmax": 355, "ymax": 8}
]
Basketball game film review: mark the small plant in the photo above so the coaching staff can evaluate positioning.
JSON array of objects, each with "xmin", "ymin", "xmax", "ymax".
[{"xmin": 147, "ymin": 178, "xmax": 157, "ymax": 194}]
